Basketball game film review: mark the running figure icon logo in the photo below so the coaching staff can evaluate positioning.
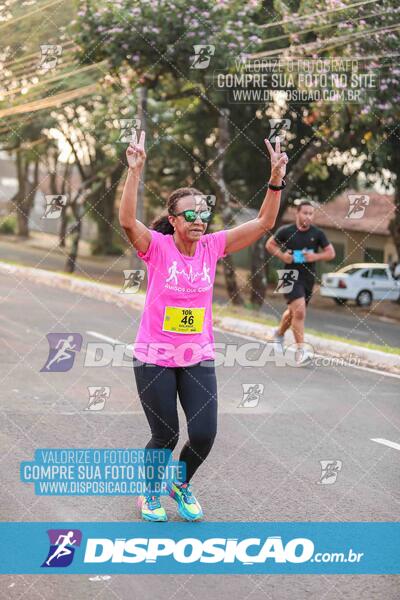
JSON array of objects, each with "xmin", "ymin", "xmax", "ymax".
[
  {"xmin": 317, "ymin": 460, "xmax": 342, "ymax": 485},
  {"xmin": 117, "ymin": 118, "xmax": 141, "ymax": 143},
  {"xmin": 190, "ymin": 45, "xmax": 215, "ymax": 69},
  {"xmin": 238, "ymin": 383, "xmax": 265, "ymax": 408},
  {"xmin": 85, "ymin": 386, "xmax": 110, "ymax": 411},
  {"xmin": 38, "ymin": 44, "xmax": 62, "ymax": 71},
  {"xmin": 194, "ymin": 194, "xmax": 216, "ymax": 208},
  {"xmin": 165, "ymin": 261, "xmax": 211, "ymax": 286},
  {"xmin": 41, "ymin": 529, "xmax": 82, "ymax": 568},
  {"xmin": 346, "ymin": 194, "xmax": 370, "ymax": 219},
  {"xmin": 41, "ymin": 333, "xmax": 83, "ymax": 372},
  {"xmin": 268, "ymin": 118, "xmax": 291, "ymax": 142},
  {"xmin": 275, "ymin": 269, "xmax": 299, "ymax": 294},
  {"xmin": 42, "ymin": 195, "xmax": 67, "ymax": 219},
  {"xmin": 120, "ymin": 269, "xmax": 145, "ymax": 294}
]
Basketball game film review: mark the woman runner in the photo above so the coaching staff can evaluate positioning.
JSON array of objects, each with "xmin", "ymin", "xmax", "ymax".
[{"xmin": 119, "ymin": 131, "xmax": 288, "ymax": 521}]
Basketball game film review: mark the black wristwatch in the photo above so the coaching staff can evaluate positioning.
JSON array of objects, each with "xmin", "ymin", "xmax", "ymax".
[{"xmin": 268, "ymin": 179, "xmax": 286, "ymax": 191}]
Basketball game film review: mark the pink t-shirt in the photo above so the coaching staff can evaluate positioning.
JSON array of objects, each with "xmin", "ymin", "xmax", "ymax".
[{"xmin": 133, "ymin": 228, "xmax": 228, "ymax": 367}]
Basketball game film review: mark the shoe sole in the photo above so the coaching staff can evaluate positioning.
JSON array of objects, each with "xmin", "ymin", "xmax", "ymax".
[
  {"xmin": 296, "ymin": 356, "xmax": 314, "ymax": 367},
  {"xmin": 141, "ymin": 513, "xmax": 167, "ymax": 522},
  {"xmin": 177, "ymin": 505, "xmax": 203, "ymax": 521}
]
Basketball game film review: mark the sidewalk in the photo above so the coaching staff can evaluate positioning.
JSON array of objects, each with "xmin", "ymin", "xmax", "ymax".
[
  {"xmin": 1, "ymin": 230, "xmax": 400, "ymax": 324},
  {"xmin": 1, "ymin": 260, "xmax": 399, "ymax": 374}
]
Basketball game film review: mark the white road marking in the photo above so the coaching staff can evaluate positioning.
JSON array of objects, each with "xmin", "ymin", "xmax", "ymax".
[
  {"xmin": 371, "ymin": 438, "xmax": 400, "ymax": 451},
  {"xmin": 86, "ymin": 330, "xmax": 134, "ymax": 352},
  {"xmin": 59, "ymin": 409, "xmax": 245, "ymax": 415},
  {"xmin": 60, "ymin": 411, "xmax": 139, "ymax": 416}
]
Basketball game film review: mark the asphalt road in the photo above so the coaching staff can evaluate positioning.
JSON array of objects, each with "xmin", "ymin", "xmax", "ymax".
[
  {"xmin": 1, "ymin": 237, "xmax": 399, "ymax": 348},
  {"xmin": 0, "ymin": 272, "xmax": 399, "ymax": 598},
  {"xmin": 259, "ymin": 295, "xmax": 400, "ymax": 349}
]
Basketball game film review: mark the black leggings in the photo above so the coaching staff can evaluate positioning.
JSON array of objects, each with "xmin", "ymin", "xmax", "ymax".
[{"xmin": 133, "ymin": 359, "xmax": 218, "ymax": 484}]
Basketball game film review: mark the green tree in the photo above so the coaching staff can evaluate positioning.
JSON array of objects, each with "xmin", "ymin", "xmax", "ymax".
[
  {"xmin": 272, "ymin": 0, "xmax": 400, "ymax": 257},
  {"xmin": 75, "ymin": 0, "xmax": 265, "ymax": 300}
]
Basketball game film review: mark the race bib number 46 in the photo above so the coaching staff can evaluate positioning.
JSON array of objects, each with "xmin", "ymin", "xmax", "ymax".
[{"xmin": 162, "ymin": 306, "xmax": 205, "ymax": 334}]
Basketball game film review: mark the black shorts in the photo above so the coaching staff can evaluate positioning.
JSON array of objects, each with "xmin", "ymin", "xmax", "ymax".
[{"xmin": 284, "ymin": 279, "xmax": 314, "ymax": 305}]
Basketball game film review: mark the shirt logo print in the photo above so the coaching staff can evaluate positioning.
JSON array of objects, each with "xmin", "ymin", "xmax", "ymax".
[{"xmin": 165, "ymin": 261, "xmax": 211, "ymax": 285}]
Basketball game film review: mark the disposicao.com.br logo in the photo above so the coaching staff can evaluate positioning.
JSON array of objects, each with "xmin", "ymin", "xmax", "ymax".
[
  {"xmin": 84, "ymin": 535, "xmax": 312, "ymax": 564},
  {"xmin": 32, "ymin": 522, "xmax": 372, "ymax": 574}
]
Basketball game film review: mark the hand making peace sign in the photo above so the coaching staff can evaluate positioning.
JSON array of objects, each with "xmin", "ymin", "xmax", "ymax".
[
  {"xmin": 264, "ymin": 136, "xmax": 288, "ymax": 184},
  {"xmin": 126, "ymin": 130, "xmax": 146, "ymax": 174}
]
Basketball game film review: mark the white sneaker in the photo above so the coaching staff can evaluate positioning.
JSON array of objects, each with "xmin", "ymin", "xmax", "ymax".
[{"xmin": 295, "ymin": 347, "xmax": 314, "ymax": 366}]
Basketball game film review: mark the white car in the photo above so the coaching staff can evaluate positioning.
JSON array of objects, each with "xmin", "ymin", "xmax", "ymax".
[{"xmin": 320, "ymin": 263, "xmax": 400, "ymax": 307}]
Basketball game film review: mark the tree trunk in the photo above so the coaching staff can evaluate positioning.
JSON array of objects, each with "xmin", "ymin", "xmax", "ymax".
[
  {"xmin": 389, "ymin": 143, "xmax": 400, "ymax": 262},
  {"xmin": 93, "ymin": 159, "xmax": 126, "ymax": 255},
  {"xmin": 94, "ymin": 180, "xmax": 113, "ymax": 255},
  {"xmin": 273, "ymin": 139, "xmax": 330, "ymax": 231},
  {"xmin": 65, "ymin": 192, "xmax": 87, "ymax": 273},
  {"xmin": 65, "ymin": 210, "xmax": 82, "ymax": 273},
  {"xmin": 212, "ymin": 109, "xmax": 244, "ymax": 306},
  {"xmin": 58, "ymin": 160, "xmax": 71, "ymax": 248},
  {"xmin": 59, "ymin": 205, "xmax": 68, "ymax": 247},
  {"xmin": 13, "ymin": 153, "xmax": 39, "ymax": 238},
  {"xmin": 250, "ymin": 236, "xmax": 268, "ymax": 307},
  {"xmin": 16, "ymin": 200, "xmax": 30, "ymax": 238}
]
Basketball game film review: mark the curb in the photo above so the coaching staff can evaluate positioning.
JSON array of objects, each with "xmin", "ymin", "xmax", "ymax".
[
  {"xmin": 1, "ymin": 261, "xmax": 399, "ymax": 374},
  {"xmin": 215, "ymin": 317, "xmax": 400, "ymax": 374},
  {"xmin": 1, "ymin": 261, "xmax": 145, "ymax": 311}
]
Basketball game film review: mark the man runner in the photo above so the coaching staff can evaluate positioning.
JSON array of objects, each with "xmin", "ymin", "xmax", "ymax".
[{"xmin": 266, "ymin": 200, "xmax": 335, "ymax": 362}]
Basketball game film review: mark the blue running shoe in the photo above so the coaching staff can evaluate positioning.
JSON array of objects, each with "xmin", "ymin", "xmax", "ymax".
[
  {"xmin": 167, "ymin": 481, "xmax": 203, "ymax": 521},
  {"xmin": 137, "ymin": 495, "xmax": 167, "ymax": 522}
]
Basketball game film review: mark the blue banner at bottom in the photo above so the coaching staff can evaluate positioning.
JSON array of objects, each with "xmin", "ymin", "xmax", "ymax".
[{"xmin": 1, "ymin": 522, "xmax": 398, "ymax": 574}]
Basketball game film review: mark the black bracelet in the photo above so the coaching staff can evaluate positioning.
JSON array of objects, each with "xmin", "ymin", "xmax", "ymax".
[{"xmin": 268, "ymin": 179, "xmax": 286, "ymax": 191}]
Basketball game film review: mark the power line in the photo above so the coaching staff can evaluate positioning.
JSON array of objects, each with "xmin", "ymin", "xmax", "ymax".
[
  {"xmin": 1, "ymin": 47, "xmax": 77, "ymax": 82},
  {"xmin": 0, "ymin": 84, "xmax": 99, "ymax": 118},
  {"xmin": 320, "ymin": 24, "xmax": 400, "ymax": 53},
  {"xmin": 260, "ymin": 0, "xmax": 383, "ymax": 30},
  {"xmin": 307, "ymin": 23, "xmax": 400, "ymax": 56},
  {"xmin": 252, "ymin": 22, "xmax": 400, "ymax": 58},
  {"xmin": 0, "ymin": 0, "xmax": 64, "ymax": 31},
  {"xmin": 2, "ymin": 41, "xmax": 76, "ymax": 69},
  {"xmin": 260, "ymin": 8, "xmax": 394, "ymax": 46},
  {"xmin": 0, "ymin": 61, "xmax": 106, "ymax": 99},
  {"xmin": 1, "ymin": 57, "xmax": 78, "ymax": 86}
]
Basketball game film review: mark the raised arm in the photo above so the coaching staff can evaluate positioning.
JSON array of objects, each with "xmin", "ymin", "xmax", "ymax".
[
  {"xmin": 224, "ymin": 136, "xmax": 288, "ymax": 254},
  {"xmin": 119, "ymin": 131, "xmax": 151, "ymax": 253}
]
